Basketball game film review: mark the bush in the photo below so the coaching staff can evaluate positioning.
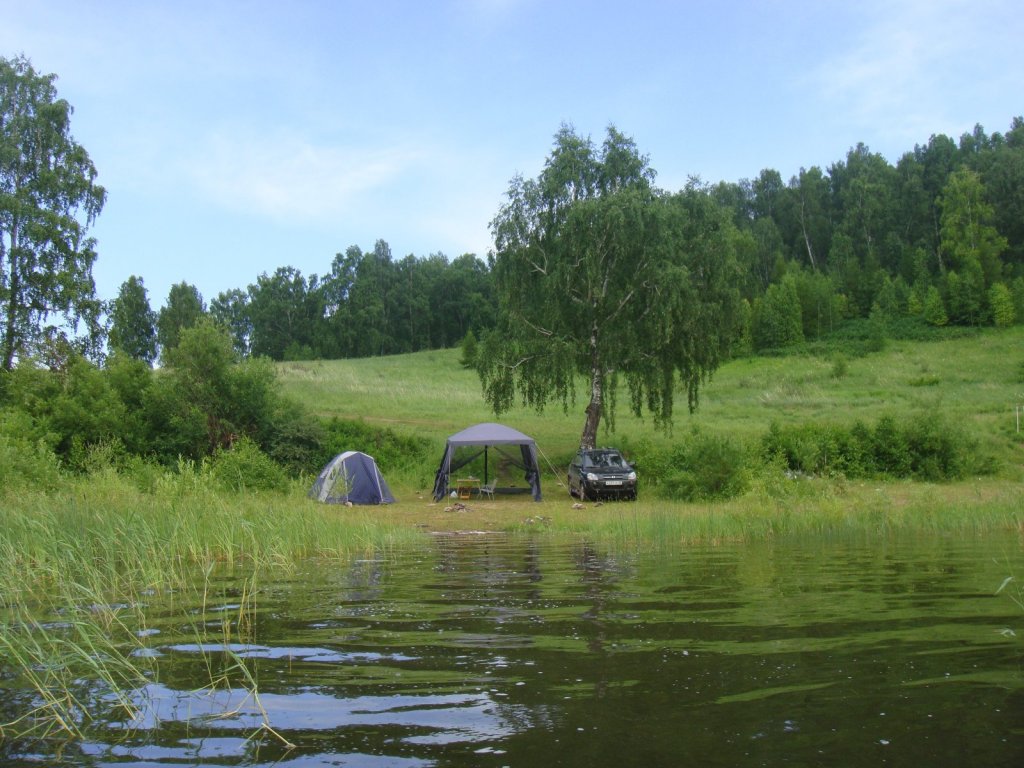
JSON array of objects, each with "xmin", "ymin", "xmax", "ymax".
[
  {"xmin": 761, "ymin": 421, "xmax": 868, "ymax": 477},
  {"xmin": 759, "ymin": 414, "xmax": 981, "ymax": 481},
  {"xmin": 3, "ymin": 353, "xmax": 129, "ymax": 462},
  {"xmin": 830, "ymin": 355, "xmax": 849, "ymax": 379},
  {"xmin": 901, "ymin": 413, "xmax": 975, "ymax": 481},
  {"xmin": 871, "ymin": 415, "xmax": 911, "ymax": 477},
  {"xmin": 122, "ymin": 455, "xmax": 166, "ymax": 494},
  {"xmin": 319, "ymin": 417, "xmax": 430, "ymax": 474},
  {"xmin": 263, "ymin": 401, "xmax": 326, "ymax": 476},
  {"xmin": 204, "ymin": 437, "xmax": 289, "ymax": 492},
  {"xmin": 0, "ymin": 409, "xmax": 62, "ymax": 491},
  {"xmin": 459, "ymin": 330, "xmax": 478, "ymax": 369},
  {"xmin": 633, "ymin": 432, "xmax": 748, "ymax": 501},
  {"xmin": 666, "ymin": 433, "xmax": 748, "ymax": 501}
]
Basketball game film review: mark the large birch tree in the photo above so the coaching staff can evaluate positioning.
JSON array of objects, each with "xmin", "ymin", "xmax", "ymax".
[
  {"xmin": 1, "ymin": 55, "xmax": 106, "ymax": 370},
  {"xmin": 479, "ymin": 124, "xmax": 740, "ymax": 449}
]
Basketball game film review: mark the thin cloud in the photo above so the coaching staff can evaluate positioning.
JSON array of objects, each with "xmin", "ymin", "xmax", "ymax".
[
  {"xmin": 811, "ymin": 0, "xmax": 1014, "ymax": 146},
  {"xmin": 187, "ymin": 131, "xmax": 426, "ymax": 224}
]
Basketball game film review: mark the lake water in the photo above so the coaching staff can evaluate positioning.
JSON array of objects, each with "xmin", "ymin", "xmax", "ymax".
[{"xmin": 4, "ymin": 533, "xmax": 1023, "ymax": 767}]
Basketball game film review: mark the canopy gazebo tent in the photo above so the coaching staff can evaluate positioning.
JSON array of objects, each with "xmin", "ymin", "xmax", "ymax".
[{"xmin": 432, "ymin": 422, "xmax": 542, "ymax": 501}]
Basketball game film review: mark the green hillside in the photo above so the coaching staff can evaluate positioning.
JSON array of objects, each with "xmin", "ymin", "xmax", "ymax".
[{"xmin": 278, "ymin": 326, "xmax": 1024, "ymax": 483}]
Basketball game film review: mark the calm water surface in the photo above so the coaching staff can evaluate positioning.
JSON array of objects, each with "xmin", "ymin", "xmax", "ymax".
[{"xmin": 5, "ymin": 533, "xmax": 1023, "ymax": 767}]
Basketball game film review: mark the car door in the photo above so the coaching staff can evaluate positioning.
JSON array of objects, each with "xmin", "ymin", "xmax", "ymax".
[{"xmin": 568, "ymin": 451, "xmax": 583, "ymax": 495}]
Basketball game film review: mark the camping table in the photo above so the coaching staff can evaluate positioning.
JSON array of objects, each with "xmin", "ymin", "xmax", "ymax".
[{"xmin": 455, "ymin": 477, "xmax": 480, "ymax": 499}]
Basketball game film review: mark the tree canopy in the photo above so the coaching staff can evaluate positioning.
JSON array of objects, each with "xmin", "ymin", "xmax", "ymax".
[
  {"xmin": 479, "ymin": 124, "xmax": 741, "ymax": 448},
  {"xmin": 108, "ymin": 275, "xmax": 157, "ymax": 364},
  {"xmin": 156, "ymin": 281, "xmax": 205, "ymax": 359},
  {"xmin": 0, "ymin": 55, "xmax": 106, "ymax": 370}
]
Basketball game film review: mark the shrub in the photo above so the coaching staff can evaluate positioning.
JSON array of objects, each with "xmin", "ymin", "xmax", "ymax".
[
  {"xmin": 669, "ymin": 433, "xmax": 748, "ymax": 501},
  {"xmin": 759, "ymin": 414, "xmax": 981, "ymax": 482},
  {"xmin": 989, "ymin": 282, "xmax": 1015, "ymax": 327},
  {"xmin": 264, "ymin": 401, "xmax": 326, "ymax": 476},
  {"xmin": 3, "ymin": 353, "xmax": 129, "ymax": 462},
  {"xmin": 634, "ymin": 432, "xmax": 748, "ymax": 501},
  {"xmin": 459, "ymin": 330, "xmax": 478, "ymax": 369},
  {"xmin": 901, "ymin": 413, "xmax": 974, "ymax": 481},
  {"xmin": 319, "ymin": 417, "xmax": 430, "ymax": 474},
  {"xmin": 204, "ymin": 437, "xmax": 289, "ymax": 492},
  {"xmin": 751, "ymin": 277, "xmax": 804, "ymax": 351},
  {"xmin": 0, "ymin": 409, "xmax": 62, "ymax": 491},
  {"xmin": 122, "ymin": 455, "xmax": 166, "ymax": 494},
  {"xmin": 830, "ymin": 355, "xmax": 849, "ymax": 379},
  {"xmin": 871, "ymin": 415, "xmax": 911, "ymax": 477}
]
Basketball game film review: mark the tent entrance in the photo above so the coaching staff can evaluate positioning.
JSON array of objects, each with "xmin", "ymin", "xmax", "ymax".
[{"xmin": 448, "ymin": 445, "xmax": 533, "ymax": 493}]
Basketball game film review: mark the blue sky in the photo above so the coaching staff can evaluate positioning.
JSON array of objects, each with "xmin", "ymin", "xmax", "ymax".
[{"xmin": 3, "ymin": 0, "xmax": 1022, "ymax": 309}]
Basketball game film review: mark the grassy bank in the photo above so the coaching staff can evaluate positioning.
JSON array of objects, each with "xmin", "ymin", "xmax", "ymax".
[
  {"xmin": 279, "ymin": 326, "xmax": 1024, "ymax": 490},
  {"xmin": 5, "ymin": 452, "xmax": 1022, "ymax": 616}
]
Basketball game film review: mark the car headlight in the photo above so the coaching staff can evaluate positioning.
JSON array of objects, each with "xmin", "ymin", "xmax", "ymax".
[
  {"xmin": 586, "ymin": 472, "xmax": 599, "ymax": 482},
  {"xmin": 627, "ymin": 471, "xmax": 637, "ymax": 481}
]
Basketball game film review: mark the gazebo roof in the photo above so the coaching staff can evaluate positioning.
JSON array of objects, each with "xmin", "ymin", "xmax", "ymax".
[{"xmin": 446, "ymin": 422, "xmax": 535, "ymax": 446}]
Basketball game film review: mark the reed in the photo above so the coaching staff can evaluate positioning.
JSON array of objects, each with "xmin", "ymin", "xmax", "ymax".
[
  {"xmin": 0, "ymin": 468, "xmax": 422, "ymax": 742},
  {"xmin": 498, "ymin": 477, "xmax": 1024, "ymax": 548}
]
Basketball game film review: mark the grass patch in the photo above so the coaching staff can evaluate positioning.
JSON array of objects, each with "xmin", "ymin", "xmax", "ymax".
[{"xmin": 277, "ymin": 326, "xmax": 1024, "ymax": 485}]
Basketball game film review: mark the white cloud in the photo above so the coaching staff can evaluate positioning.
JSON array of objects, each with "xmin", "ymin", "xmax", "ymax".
[
  {"xmin": 187, "ymin": 131, "xmax": 426, "ymax": 224},
  {"xmin": 811, "ymin": 0, "xmax": 1020, "ymax": 147}
]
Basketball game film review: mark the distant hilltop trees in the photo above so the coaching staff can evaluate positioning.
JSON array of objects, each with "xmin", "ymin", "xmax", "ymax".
[{"xmin": 112, "ymin": 118, "xmax": 1024, "ymax": 365}]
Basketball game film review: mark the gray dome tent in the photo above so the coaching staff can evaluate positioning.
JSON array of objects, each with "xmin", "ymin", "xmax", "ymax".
[
  {"xmin": 309, "ymin": 451, "xmax": 395, "ymax": 505},
  {"xmin": 432, "ymin": 422, "xmax": 542, "ymax": 501}
]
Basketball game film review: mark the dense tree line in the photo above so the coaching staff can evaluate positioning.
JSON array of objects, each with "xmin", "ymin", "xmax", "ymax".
[
  {"xmin": 6, "ymin": 54, "xmax": 1024, "ymax": 373},
  {"xmin": 110, "ymin": 242, "xmax": 495, "ymax": 364},
  {"xmin": 0, "ymin": 319, "xmax": 428, "ymax": 481},
  {"xmin": 711, "ymin": 118, "xmax": 1024, "ymax": 350},
  {"xmin": 109, "ymin": 118, "xmax": 1024, "ymax": 366}
]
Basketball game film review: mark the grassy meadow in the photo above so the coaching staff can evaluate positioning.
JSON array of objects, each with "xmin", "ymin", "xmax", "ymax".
[
  {"xmin": 278, "ymin": 325, "xmax": 1024, "ymax": 489},
  {"xmin": 265, "ymin": 325, "xmax": 1024, "ymax": 543}
]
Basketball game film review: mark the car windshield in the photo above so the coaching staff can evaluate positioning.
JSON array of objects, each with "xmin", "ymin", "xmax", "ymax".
[{"xmin": 584, "ymin": 451, "xmax": 626, "ymax": 469}]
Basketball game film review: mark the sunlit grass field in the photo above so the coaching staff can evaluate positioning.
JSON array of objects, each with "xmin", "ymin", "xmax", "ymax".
[{"xmin": 278, "ymin": 326, "xmax": 1024, "ymax": 489}]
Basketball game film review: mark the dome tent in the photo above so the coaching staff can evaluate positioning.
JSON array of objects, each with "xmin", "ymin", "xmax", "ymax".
[
  {"xmin": 432, "ymin": 422, "xmax": 542, "ymax": 501},
  {"xmin": 309, "ymin": 451, "xmax": 395, "ymax": 505}
]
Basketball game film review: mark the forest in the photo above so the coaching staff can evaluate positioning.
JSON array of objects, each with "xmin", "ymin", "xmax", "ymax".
[{"xmin": 110, "ymin": 117, "xmax": 1024, "ymax": 365}]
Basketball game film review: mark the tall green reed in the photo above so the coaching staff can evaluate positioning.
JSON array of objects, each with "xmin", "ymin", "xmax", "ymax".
[{"xmin": 0, "ymin": 468, "xmax": 418, "ymax": 743}]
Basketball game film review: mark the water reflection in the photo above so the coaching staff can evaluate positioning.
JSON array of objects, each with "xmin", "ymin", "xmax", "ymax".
[{"xmin": 3, "ymin": 534, "xmax": 1023, "ymax": 767}]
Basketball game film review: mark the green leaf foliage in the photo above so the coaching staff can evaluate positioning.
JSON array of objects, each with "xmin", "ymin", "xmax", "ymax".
[
  {"xmin": 648, "ymin": 432, "xmax": 750, "ymax": 501},
  {"xmin": 480, "ymin": 124, "xmax": 740, "ymax": 448},
  {"xmin": 0, "ymin": 407, "xmax": 62, "ymax": 490},
  {"xmin": 205, "ymin": 436, "xmax": 288, "ymax": 492},
  {"xmin": 751, "ymin": 276, "xmax": 804, "ymax": 350},
  {"xmin": 157, "ymin": 282, "xmax": 206, "ymax": 357},
  {"xmin": 318, "ymin": 417, "xmax": 429, "ymax": 473},
  {"xmin": 1, "ymin": 55, "xmax": 106, "ymax": 370},
  {"xmin": 108, "ymin": 276, "xmax": 157, "ymax": 363},
  {"xmin": 760, "ymin": 413, "xmax": 982, "ymax": 481}
]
